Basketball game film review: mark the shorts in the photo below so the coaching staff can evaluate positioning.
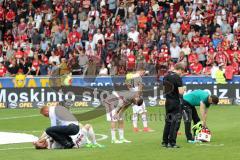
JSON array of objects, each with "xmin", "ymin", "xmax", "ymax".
[
  {"xmin": 103, "ymin": 91, "xmax": 126, "ymax": 122},
  {"xmin": 132, "ymin": 101, "xmax": 147, "ymax": 114},
  {"xmin": 72, "ymin": 128, "xmax": 88, "ymax": 148},
  {"xmin": 106, "ymin": 108, "xmax": 124, "ymax": 122}
]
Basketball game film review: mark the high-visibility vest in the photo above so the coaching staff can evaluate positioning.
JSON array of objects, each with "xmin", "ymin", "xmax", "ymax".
[{"xmin": 215, "ymin": 70, "xmax": 227, "ymax": 84}]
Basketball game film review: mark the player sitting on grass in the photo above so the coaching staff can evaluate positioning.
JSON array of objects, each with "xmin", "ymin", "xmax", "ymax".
[
  {"xmin": 103, "ymin": 89, "xmax": 144, "ymax": 144},
  {"xmin": 33, "ymin": 124, "xmax": 104, "ymax": 149},
  {"xmin": 126, "ymin": 70, "xmax": 149, "ymax": 132},
  {"xmin": 181, "ymin": 89, "xmax": 219, "ymax": 143}
]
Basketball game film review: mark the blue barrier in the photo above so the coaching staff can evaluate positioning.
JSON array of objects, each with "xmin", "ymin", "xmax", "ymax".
[{"xmin": 0, "ymin": 75, "xmax": 240, "ymax": 88}]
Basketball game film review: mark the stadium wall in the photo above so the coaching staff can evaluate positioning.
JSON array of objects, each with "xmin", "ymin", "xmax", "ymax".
[
  {"xmin": 0, "ymin": 76, "xmax": 240, "ymax": 88},
  {"xmin": 0, "ymin": 84, "xmax": 239, "ymax": 108}
]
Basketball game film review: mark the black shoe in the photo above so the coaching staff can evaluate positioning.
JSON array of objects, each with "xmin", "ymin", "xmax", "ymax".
[
  {"xmin": 167, "ymin": 144, "xmax": 180, "ymax": 148},
  {"xmin": 161, "ymin": 142, "xmax": 168, "ymax": 148}
]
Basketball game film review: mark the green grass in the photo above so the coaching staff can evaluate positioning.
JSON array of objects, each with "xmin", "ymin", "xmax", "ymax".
[{"xmin": 0, "ymin": 106, "xmax": 240, "ymax": 160}]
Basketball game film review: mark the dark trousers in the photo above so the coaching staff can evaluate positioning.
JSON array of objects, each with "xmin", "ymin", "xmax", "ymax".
[
  {"xmin": 162, "ymin": 100, "xmax": 182, "ymax": 145},
  {"xmin": 182, "ymin": 100, "xmax": 201, "ymax": 140},
  {"xmin": 46, "ymin": 124, "xmax": 79, "ymax": 149}
]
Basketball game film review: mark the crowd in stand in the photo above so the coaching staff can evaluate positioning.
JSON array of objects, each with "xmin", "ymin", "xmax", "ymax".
[{"xmin": 0, "ymin": 0, "xmax": 239, "ymax": 78}]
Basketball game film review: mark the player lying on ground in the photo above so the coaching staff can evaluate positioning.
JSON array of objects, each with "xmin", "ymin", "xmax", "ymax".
[
  {"xmin": 126, "ymin": 70, "xmax": 149, "ymax": 132},
  {"xmin": 103, "ymin": 89, "xmax": 144, "ymax": 144},
  {"xmin": 33, "ymin": 124, "xmax": 104, "ymax": 149},
  {"xmin": 181, "ymin": 89, "xmax": 219, "ymax": 142}
]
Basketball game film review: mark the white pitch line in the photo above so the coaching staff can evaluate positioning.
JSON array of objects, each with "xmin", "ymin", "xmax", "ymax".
[
  {"xmin": 0, "ymin": 115, "xmax": 40, "ymax": 120},
  {"xmin": 0, "ymin": 147, "xmax": 33, "ymax": 151},
  {"xmin": 197, "ymin": 143, "xmax": 224, "ymax": 147},
  {"xmin": 95, "ymin": 134, "xmax": 108, "ymax": 141},
  {"xmin": 0, "ymin": 133, "xmax": 108, "ymax": 151}
]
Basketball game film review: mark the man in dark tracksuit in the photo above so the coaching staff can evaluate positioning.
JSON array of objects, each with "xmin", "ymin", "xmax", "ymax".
[{"xmin": 162, "ymin": 64, "xmax": 185, "ymax": 148}]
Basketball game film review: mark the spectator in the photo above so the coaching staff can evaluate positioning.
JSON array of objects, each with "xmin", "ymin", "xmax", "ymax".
[
  {"xmin": 31, "ymin": 29, "xmax": 41, "ymax": 46},
  {"xmin": 0, "ymin": 62, "xmax": 6, "ymax": 77},
  {"xmin": 99, "ymin": 63, "xmax": 108, "ymax": 76},
  {"xmin": 59, "ymin": 58, "xmax": 70, "ymax": 75},
  {"xmin": 0, "ymin": 0, "xmax": 239, "ymax": 77},
  {"xmin": 215, "ymin": 64, "xmax": 227, "ymax": 84},
  {"xmin": 93, "ymin": 28, "xmax": 105, "ymax": 46},
  {"xmin": 128, "ymin": 27, "xmax": 139, "ymax": 43},
  {"xmin": 86, "ymin": 59, "xmax": 97, "ymax": 76},
  {"xmin": 115, "ymin": 2, "xmax": 127, "ymax": 20},
  {"xmin": 221, "ymin": 19, "xmax": 231, "ymax": 35},
  {"xmin": 49, "ymin": 61, "xmax": 60, "ymax": 87},
  {"xmin": 170, "ymin": 41, "xmax": 181, "ymax": 63},
  {"xmin": 196, "ymin": 43, "xmax": 207, "ymax": 67},
  {"xmin": 49, "ymin": 51, "xmax": 60, "ymax": 65},
  {"xmin": 78, "ymin": 50, "xmax": 89, "ymax": 75}
]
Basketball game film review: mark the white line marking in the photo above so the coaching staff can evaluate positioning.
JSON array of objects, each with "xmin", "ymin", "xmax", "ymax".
[
  {"xmin": 0, "ymin": 115, "xmax": 40, "ymax": 120},
  {"xmin": 95, "ymin": 134, "xmax": 108, "ymax": 141},
  {"xmin": 0, "ymin": 133, "xmax": 108, "ymax": 151},
  {"xmin": 0, "ymin": 147, "xmax": 33, "ymax": 151},
  {"xmin": 138, "ymin": 129, "xmax": 155, "ymax": 132},
  {"xmin": 197, "ymin": 143, "xmax": 224, "ymax": 147}
]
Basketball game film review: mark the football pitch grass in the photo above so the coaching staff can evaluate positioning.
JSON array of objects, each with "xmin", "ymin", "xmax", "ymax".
[{"xmin": 0, "ymin": 106, "xmax": 239, "ymax": 160}]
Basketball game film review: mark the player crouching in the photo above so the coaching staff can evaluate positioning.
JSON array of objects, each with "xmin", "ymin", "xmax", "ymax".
[
  {"xmin": 126, "ymin": 70, "xmax": 150, "ymax": 132},
  {"xmin": 132, "ymin": 99, "xmax": 149, "ymax": 132},
  {"xmin": 103, "ymin": 89, "xmax": 145, "ymax": 144},
  {"xmin": 33, "ymin": 124, "xmax": 104, "ymax": 149}
]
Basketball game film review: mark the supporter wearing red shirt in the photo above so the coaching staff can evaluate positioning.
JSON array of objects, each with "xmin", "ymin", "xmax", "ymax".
[
  {"xmin": 105, "ymin": 28, "xmax": 114, "ymax": 43},
  {"xmin": 214, "ymin": 51, "xmax": 228, "ymax": 65},
  {"xmin": 127, "ymin": 52, "xmax": 136, "ymax": 71},
  {"xmin": 67, "ymin": 27, "xmax": 81, "ymax": 46},
  {"xmin": 226, "ymin": 48, "xmax": 234, "ymax": 63},
  {"xmin": 188, "ymin": 52, "xmax": 198, "ymax": 64},
  {"xmin": 158, "ymin": 54, "xmax": 166, "ymax": 65},
  {"xmin": 5, "ymin": 9, "xmax": 15, "ymax": 22},
  {"xmin": 189, "ymin": 62, "xmax": 203, "ymax": 75},
  {"xmin": 206, "ymin": 5, "xmax": 215, "ymax": 22},
  {"xmin": 0, "ymin": 63, "xmax": 6, "ymax": 77},
  {"xmin": 151, "ymin": 46, "xmax": 159, "ymax": 64},
  {"xmin": 158, "ymin": 46, "xmax": 170, "ymax": 64},
  {"xmin": 142, "ymin": 44, "xmax": 150, "ymax": 63},
  {"xmin": 206, "ymin": 53, "xmax": 214, "ymax": 66},
  {"xmin": 31, "ymin": 55, "xmax": 40, "ymax": 75},
  {"xmin": 181, "ymin": 20, "xmax": 190, "ymax": 34},
  {"xmin": 192, "ymin": 31, "xmax": 201, "ymax": 46},
  {"xmin": 55, "ymin": 2, "xmax": 63, "ymax": 16},
  {"xmin": 202, "ymin": 66, "xmax": 212, "ymax": 75},
  {"xmin": 115, "ymin": 16, "xmax": 121, "ymax": 31},
  {"xmin": 0, "ymin": 4, "xmax": 5, "ymax": 21},
  {"xmin": 15, "ymin": 48, "xmax": 24, "ymax": 59},
  {"xmin": 232, "ymin": 58, "xmax": 239, "ymax": 75},
  {"xmin": 200, "ymin": 35, "xmax": 211, "ymax": 47},
  {"xmin": 55, "ymin": 45, "xmax": 64, "ymax": 57},
  {"xmin": 233, "ymin": 48, "xmax": 240, "ymax": 63},
  {"xmin": 225, "ymin": 65, "xmax": 234, "ymax": 80},
  {"xmin": 228, "ymin": 12, "xmax": 236, "ymax": 27},
  {"xmin": 41, "ymin": 54, "xmax": 49, "ymax": 65}
]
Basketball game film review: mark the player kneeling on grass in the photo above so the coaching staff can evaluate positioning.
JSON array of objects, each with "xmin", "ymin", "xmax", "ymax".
[
  {"xmin": 103, "ymin": 90, "xmax": 144, "ymax": 144},
  {"xmin": 181, "ymin": 89, "xmax": 219, "ymax": 143},
  {"xmin": 33, "ymin": 124, "xmax": 104, "ymax": 149}
]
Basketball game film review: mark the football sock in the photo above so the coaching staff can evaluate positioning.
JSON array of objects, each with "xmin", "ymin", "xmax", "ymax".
[
  {"xmin": 118, "ymin": 129, "xmax": 124, "ymax": 140},
  {"xmin": 142, "ymin": 114, "xmax": 148, "ymax": 128},
  {"xmin": 88, "ymin": 127, "xmax": 97, "ymax": 144},
  {"xmin": 111, "ymin": 129, "xmax": 116, "ymax": 141},
  {"xmin": 132, "ymin": 114, "xmax": 138, "ymax": 128}
]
